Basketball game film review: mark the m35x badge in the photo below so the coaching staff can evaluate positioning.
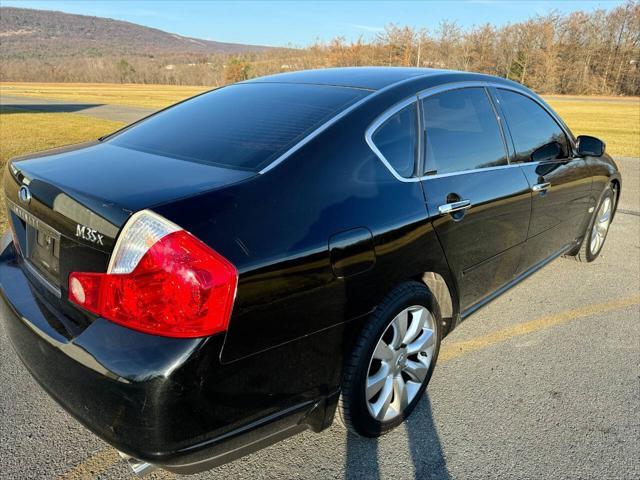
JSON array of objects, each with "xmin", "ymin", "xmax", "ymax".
[{"xmin": 76, "ymin": 225, "xmax": 105, "ymax": 246}]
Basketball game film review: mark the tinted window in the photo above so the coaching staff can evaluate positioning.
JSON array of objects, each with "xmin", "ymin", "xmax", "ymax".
[
  {"xmin": 372, "ymin": 103, "xmax": 418, "ymax": 178},
  {"xmin": 497, "ymin": 89, "xmax": 569, "ymax": 163},
  {"xmin": 422, "ymin": 88, "xmax": 507, "ymax": 175},
  {"xmin": 109, "ymin": 83, "xmax": 368, "ymax": 171}
]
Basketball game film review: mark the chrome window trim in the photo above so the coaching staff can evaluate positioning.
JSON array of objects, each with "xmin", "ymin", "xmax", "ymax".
[
  {"xmin": 366, "ymin": 80, "xmax": 577, "ymax": 182},
  {"xmin": 421, "ymin": 162, "xmax": 523, "ymax": 180}
]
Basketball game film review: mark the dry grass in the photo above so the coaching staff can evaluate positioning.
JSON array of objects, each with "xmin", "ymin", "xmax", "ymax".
[
  {"xmin": 0, "ymin": 106, "xmax": 123, "ymax": 229},
  {"xmin": 548, "ymin": 99, "xmax": 640, "ymax": 158},
  {"xmin": 2, "ymin": 82, "xmax": 638, "ymax": 157}
]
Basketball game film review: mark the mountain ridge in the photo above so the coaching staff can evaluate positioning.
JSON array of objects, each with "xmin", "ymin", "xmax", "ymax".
[{"xmin": 0, "ymin": 7, "xmax": 273, "ymax": 59}]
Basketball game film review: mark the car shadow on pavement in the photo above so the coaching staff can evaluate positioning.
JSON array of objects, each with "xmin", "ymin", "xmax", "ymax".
[{"xmin": 344, "ymin": 394, "xmax": 449, "ymax": 479}]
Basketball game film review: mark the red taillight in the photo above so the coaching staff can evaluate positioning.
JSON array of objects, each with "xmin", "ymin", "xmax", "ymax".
[{"xmin": 69, "ymin": 226, "xmax": 237, "ymax": 338}]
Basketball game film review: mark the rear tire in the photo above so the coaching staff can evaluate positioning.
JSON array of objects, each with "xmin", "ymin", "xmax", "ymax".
[
  {"xmin": 569, "ymin": 185, "xmax": 615, "ymax": 263},
  {"xmin": 338, "ymin": 281, "xmax": 442, "ymax": 437}
]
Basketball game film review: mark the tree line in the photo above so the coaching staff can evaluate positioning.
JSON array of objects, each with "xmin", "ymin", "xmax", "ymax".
[{"xmin": 2, "ymin": 1, "xmax": 638, "ymax": 96}]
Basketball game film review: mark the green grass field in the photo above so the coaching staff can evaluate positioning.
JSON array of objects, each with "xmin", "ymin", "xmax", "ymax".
[
  {"xmin": 545, "ymin": 99, "xmax": 639, "ymax": 159},
  {"xmin": 2, "ymin": 82, "xmax": 638, "ymax": 157},
  {"xmin": 1, "ymin": 82, "xmax": 638, "ymax": 230},
  {"xmin": 0, "ymin": 106, "xmax": 124, "ymax": 230}
]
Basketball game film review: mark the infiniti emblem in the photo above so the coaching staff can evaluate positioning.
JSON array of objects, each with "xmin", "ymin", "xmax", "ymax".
[{"xmin": 18, "ymin": 185, "xmax": 32, "ymax": 205}]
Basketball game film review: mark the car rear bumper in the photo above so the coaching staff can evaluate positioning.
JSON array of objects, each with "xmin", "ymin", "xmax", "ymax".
[{"xmin": 0, "ymin": 240, "xmax": 335, "ymax": 473}]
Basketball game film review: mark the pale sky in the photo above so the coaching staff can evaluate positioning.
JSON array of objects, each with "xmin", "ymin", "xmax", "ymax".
[{"xmin": 3, "ymin": 1, "xmax": 626, "ymax": 47}]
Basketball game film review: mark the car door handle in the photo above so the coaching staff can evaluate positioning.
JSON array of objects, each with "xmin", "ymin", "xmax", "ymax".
[
  {"xmin": 532, "ymin": 182, "xmax": 551, "ymax": 193},
  {"xmin": 438, "ymin": 199, "xmax": 472, "ymax": 215}
]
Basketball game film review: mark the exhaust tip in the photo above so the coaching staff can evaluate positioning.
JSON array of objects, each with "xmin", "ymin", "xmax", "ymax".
[{"xmin": 118, "ymin": 451, "xmax": 158, "ymax": 477}]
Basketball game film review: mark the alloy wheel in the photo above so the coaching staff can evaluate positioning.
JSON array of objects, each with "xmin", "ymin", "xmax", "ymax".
[
  {"xmin": 590, "ymin": 196, "xmax": 612, "ymax": 255},
  {"xmin": 365, "ymin": 305, "xmax": 436, "ymax": 422}
]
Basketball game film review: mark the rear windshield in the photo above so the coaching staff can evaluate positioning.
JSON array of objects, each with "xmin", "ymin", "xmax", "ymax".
[{"xmin": 108, "ymin": 83, "xmax": 369, "ymax": 171}]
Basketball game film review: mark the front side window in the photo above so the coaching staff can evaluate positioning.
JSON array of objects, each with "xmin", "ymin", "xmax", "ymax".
[
  {"xmin": 422, "ymin": 88, "xmax": 507, "ymax": 175},
  {"xmin": 371, "ymin": 102, "xmax": 418, "ymax": 178},
  {"xmin": 497, "ymin": 89, "xmax": 569, "ymax": 163}
]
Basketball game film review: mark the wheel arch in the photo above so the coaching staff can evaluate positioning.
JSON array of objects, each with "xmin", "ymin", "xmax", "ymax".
[
  {"xmin": 610, "ymin": 176, "xmax": 621, "ymax": 221},
  {"xmin": 411, "ymin": 270, "xmax": 460, "ymax": 337}
]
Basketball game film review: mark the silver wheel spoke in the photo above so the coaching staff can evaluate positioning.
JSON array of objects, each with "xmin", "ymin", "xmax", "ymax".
[
  {"xmin": 371, "ymin": 376, "xmax": 394, "ymax": 420},
  {"xmin": 599, "ymin": 199, "xmax": 611, "ymax": 221},
  {"xmin": 373, "ymin": 340, "xmax": 394, "ymax": 361},
  {"xmin": 391, "ymin": 310, "xmax": 408, "ymax": 348},
  {"xmin": 404, "ymin": 358, "xmax": 429, "ymax": 382},
  {"xmin": 406, "ymin": 328, "xmax": 434, "ymax": 355},
  {"xmin": 393, "ymin": 375, "xmax": 409, "ymax": 411},
  {"xmin": 590, "ymin": 196, "xmax": 612, "ymax": 255},
  {"xmin": 366, "ymin": 363, "xmax": 390, "ymax": 400},
  {"xmin": 402, "ymin": 307, "xmax": 426, "ymax": 345},
  {"xmin": 405, "ymin": 380, "xmax": 422, "ymax": 401}
]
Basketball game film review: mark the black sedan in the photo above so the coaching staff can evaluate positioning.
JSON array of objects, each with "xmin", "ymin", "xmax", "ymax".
[{"xmin": 0, "ymin": 67, "xmax": 621, "ymax": 475}]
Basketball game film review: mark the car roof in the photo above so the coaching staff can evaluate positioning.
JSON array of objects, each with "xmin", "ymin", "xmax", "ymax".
[{"xmin": 244, "ymin": 67, "xmax": 453, "ymax": 91}]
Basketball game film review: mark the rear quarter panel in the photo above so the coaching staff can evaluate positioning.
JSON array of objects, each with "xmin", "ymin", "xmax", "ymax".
[{"xmin": 153, "ymin": 84, "xmax": 454, "ymax": 364}]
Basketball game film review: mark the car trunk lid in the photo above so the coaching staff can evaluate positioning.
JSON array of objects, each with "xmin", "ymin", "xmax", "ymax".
[{"xmin": 4, "ymin": 142, "xmax": 255, "ymax": 330}]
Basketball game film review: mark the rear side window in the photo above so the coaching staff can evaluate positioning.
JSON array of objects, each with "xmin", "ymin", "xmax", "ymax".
[
  {"xmin": 497, "ymin": 89, "xmax": 569, "ymax": 163},
  {"xmin": 109, "ymin": 83, "xmax": 369, "ymax": 171},
  {"xmin": 422, "ymin": 88, "xmax": 507, "ymax": 175},
  {"xmin": 371, "ymin": 103, "xmax": 418, "ymax": 178}
]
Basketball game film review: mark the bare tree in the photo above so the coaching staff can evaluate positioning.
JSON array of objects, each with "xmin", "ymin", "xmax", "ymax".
[{"xmin": 2, "ymin": 1, "xmax": 638, "ymax": 95}]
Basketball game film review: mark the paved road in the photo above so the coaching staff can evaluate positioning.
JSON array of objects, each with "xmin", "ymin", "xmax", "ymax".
[
  {"xmin": 616, "ymin": 157, "xmax": 640, "ymax": 214},
  {"xmin": 0, "ymin": 95, "xmax": 155, "ymax": 123},
  {"xmin": 1, "ymin": 160, "xmax": 638, "ymax": 480}
]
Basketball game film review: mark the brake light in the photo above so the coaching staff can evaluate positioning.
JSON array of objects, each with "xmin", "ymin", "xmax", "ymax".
[{"xmin": 68, "ymin": 210, "xmax": 237, "ymax": 338}]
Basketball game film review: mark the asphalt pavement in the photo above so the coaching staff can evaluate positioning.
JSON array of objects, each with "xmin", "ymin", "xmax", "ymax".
[
  {"xmin": 1, "ymin": 159, "xmax": 638, "ymax": 480},
  {"xmin": 1, "ymin": 95, "xmax": 155, "ymax": 123}
]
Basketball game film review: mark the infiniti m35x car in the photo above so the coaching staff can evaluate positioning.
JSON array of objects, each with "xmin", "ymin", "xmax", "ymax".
[{"xmin": 1, "ymin": 68, "xmax": 620, "ymax": 475}]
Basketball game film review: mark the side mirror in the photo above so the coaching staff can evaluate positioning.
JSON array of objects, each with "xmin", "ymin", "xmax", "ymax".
[{"xmin": 577, "ymin": 135, "xmax": 605, "ymax": 157}]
